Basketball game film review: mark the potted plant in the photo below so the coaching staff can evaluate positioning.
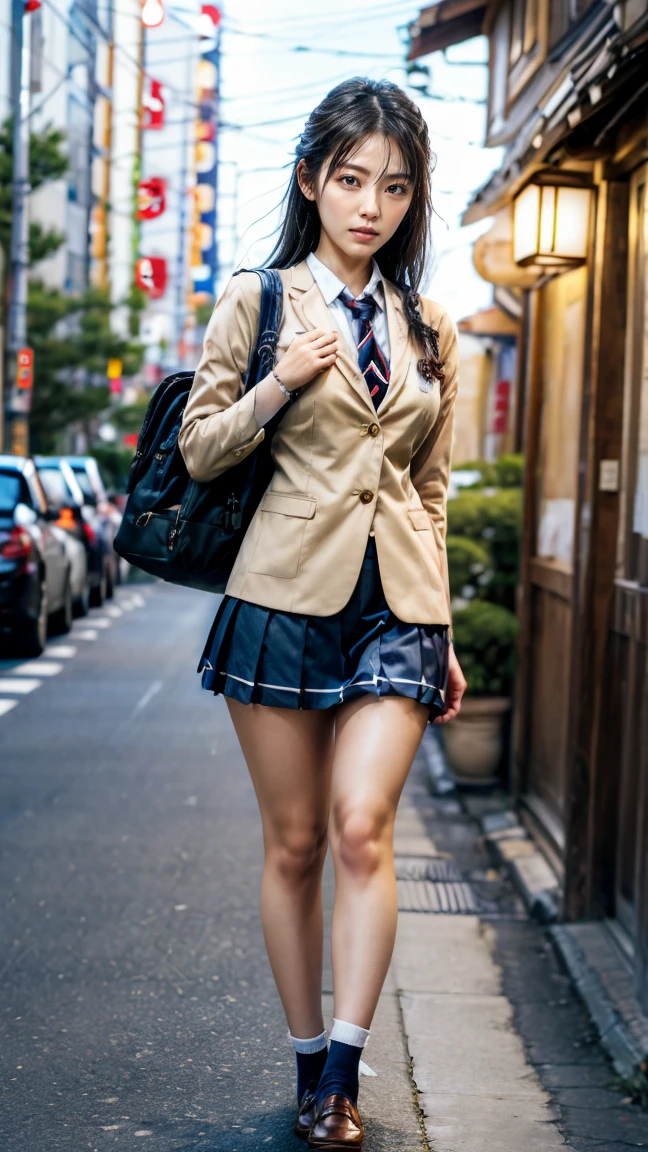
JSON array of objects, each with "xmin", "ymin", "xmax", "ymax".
[{"xmin": 440, "ymin": 479, "xmax": 523, "ymax": 784}]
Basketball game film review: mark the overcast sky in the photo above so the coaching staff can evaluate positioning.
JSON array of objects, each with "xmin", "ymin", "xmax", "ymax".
[{"xmin": 172, "ymin": 0, "xmax": 502, "ymax": 323}]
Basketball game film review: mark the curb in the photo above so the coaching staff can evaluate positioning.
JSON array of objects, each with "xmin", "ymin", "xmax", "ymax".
[
  {"xmin": 470, "ymin": 804, "xmax": 647, "ymax": 1082},
  {"xmin": 480, "ymin": 810, "xmax": 560, "ymax": 924},
  {"xmin": 549, "ymin": 924, "xmax": 645, "ymax": 1080}
]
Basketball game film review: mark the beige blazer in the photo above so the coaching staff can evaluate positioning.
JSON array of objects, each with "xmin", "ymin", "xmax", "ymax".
[{"xmin": 178, "ymin": 258, "xmax": 459, "ymax": 626}]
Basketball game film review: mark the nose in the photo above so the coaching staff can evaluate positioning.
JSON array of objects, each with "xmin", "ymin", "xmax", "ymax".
[{"xmin": 359, "ymin": 184, "xmax": 380, "ymax": 220}]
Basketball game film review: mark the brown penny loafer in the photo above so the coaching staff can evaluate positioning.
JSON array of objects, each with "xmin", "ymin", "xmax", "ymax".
[
  {"xmin": 294, "ymin": 1083, "xmax": 319, "ymax": 1141},
  {"xmin": 307, "ymin": 1093, "xmax": 364, "ymax": 1149}
]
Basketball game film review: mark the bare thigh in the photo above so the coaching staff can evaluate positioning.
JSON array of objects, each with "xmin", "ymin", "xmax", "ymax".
[
  {"xmin": 331, "ymin": 693, "xmax": 429, "ymax": 835},
  {"xmin": 225, "ymin": 698, "xmax": 336, "ymax": 850}
]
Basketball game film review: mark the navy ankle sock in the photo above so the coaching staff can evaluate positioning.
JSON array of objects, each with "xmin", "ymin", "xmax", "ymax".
[
  {"xmin": 295, "ymin": 1045, "xmax": 329, "ymax": 1102},
  {"xmin": 314, "ymin": 1039, "xmax": 362, "ymax": 1107}
]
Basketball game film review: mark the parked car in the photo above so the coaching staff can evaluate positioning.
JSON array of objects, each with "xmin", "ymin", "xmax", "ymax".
[
  {"xmin": 63, "ymin": 456, "xmax": 121, "ymax": 594},
  {"xmin": 0, "ymin": 455, "xmax": 73, "ymax": 657},
  {"xmin": 34, "ymin": 456, "xmax": 110, "ymax": 610}
]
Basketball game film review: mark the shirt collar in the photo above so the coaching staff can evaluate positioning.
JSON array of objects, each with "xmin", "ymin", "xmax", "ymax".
[{"xmin": 305, "ymin": 250, "xmax": 386, "ymax": 310}]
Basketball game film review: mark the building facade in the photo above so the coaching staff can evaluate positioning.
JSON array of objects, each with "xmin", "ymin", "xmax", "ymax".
[{"xmin": 409, "ymin": 0, "xmax": 648, "ymax": 1006}]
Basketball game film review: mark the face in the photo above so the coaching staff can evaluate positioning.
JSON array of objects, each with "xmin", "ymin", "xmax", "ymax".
[{"xmin": 298, "ymin": 133, "xmax": 414, "ymax": 262}]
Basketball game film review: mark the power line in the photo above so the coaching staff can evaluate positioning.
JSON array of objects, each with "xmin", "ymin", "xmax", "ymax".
[
  {"xmin": 224, "ymin": 0, "xmax": 420, "ymax": 30},
  {"xmin": 221, "ymin": 25, "xmax": 403, "ymax": 59}
]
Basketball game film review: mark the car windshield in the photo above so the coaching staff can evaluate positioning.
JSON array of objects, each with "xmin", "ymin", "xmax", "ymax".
[
  {"xmin": 38, "ymin": 467, "xmax": 72, "ymax": 507},
  {"xmin": 69, "ymin": 466, "xmax": 95, "ymax": 502},
  {"xmin": 0, "ymin": 470, "xmax": 25, "ymax": 514}
]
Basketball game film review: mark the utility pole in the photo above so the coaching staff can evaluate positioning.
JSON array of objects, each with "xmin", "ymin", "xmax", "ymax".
[{"xmin": 7, "ymin": 0, "xmax": 33, "ymax": 455}]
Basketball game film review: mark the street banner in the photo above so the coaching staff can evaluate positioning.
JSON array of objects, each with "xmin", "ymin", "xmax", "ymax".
[
  {"xmin": 190, "ymin": 4, "xmax": 221, "ymax": 300},
  {"xmin": 141, "ymin": 78, "xmax": 165, "ymax": 130},
  {"xmin": 135, "ymin": 256, "xmax": 168, "ymax": 298},
  {"xmin": 137, "ymin": 177, "xmax": 166, "ymax": 220},
  {"xmin": 17, "ymin": 348, "xmax": 33, "ymax": 390}
]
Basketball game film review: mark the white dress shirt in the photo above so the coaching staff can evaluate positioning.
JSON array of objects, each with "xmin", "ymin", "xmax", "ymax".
[{"xmin": 305, "ymin": 250, "xmax": 391, "ymax": 365}]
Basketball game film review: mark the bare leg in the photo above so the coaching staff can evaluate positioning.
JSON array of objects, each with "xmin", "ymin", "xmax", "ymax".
[
  {"xmin": 225, "ymin": 698, "xmax": 335, "ymax": 1037},
  {"xmin": 328, "ymin": 694, "xmax": 429, "ymax": 1027}
]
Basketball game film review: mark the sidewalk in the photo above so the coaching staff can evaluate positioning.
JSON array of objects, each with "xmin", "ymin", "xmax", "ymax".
[{"xmin": 391, "ymin": 736, "xmax": 648, "ymax": 1152}]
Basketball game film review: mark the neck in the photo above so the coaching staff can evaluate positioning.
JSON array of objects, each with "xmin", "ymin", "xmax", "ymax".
[{"xmin": 312, "ymin": 235, "xmax": 373, "ymax": 298}]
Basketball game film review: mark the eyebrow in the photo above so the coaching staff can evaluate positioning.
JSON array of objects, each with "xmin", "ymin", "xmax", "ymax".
[{"xmin": 339, "ymin": 162, "xmax": 412, "ymax": 181}]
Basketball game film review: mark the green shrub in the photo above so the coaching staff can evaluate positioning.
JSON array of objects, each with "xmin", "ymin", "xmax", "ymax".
[
  {"xmin": 452, "ymin": 601, "xmax": 519, "ymax": 697},
  {"xmin": 452, "ymin": 459, "xmax": 498, "ymax": 487},
  {"xmin": 494, "ymin": 453, "xmax": 525, "ymax": 488},
  {"xmin": 447, "ymin": 488, "xmax": 522, "ymax": 611},
  {"xmin": 446, "ymin": 536, "xmax": 492, "ymax": 602},
  {"xmin": 452, "ymin": 455, "xmax": 525, "ymax": 489}
]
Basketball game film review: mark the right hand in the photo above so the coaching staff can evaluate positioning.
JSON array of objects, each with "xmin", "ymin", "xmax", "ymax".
[{"xmin": 274, "ymin": 329, "xmax": 340, "ymax": 392}]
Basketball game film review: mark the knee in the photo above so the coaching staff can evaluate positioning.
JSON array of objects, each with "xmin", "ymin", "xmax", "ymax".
[
  {"xmin": 333, "ymin": 809, "xmax": 389, "ymax": 878},
  {"xmin": 268, "ymin": 823, "xmax": 328, "ymax": 884}
]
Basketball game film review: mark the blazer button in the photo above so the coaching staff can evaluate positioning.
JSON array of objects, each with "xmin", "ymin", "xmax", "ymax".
[
  {"xmin": 368, "ymin": 422, "xmax": 380, "ymax": 437},
  {"xmin": 359, "ymin": 489, "xmax": 374, "ymax": 504}
]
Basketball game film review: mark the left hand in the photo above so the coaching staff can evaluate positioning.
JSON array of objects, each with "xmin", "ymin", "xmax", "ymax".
[{"xmin": 433, "ymin": 643, "xmax": 467, "ymax": 724}]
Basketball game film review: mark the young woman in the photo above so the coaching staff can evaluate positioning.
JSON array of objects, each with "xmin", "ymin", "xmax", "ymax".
[{"xmin": 178, "ymin": 77, "xmax": 467, "ymax": 1150}]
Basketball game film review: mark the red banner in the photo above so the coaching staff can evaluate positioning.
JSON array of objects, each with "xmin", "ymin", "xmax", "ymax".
[
  {"xmin": 141, "ymin": 79, "xmax": 165, "ymax": 130},
  {"xmin": 137, "ymin": 177, "xmax": 166, "ymax": 219},
  {"xmin": 135, "ymin": 256, "xmax": 167, "ymax": 298}
]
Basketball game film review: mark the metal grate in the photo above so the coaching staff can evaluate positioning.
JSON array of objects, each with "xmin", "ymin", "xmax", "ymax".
[{"xmin": 395, "ymin": 855, "xmax": 478, "ymax": 914}]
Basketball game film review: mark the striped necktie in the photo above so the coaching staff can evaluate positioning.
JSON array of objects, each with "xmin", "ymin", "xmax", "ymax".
[{"xmin": 338, "ymin": 288, "xmax": 390, "ymax": 410}]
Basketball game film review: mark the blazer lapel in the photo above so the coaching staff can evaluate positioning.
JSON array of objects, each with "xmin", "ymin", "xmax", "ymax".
[{"xmin": 287, "ymin": 259, "xmax": 414, "ymax": 416}]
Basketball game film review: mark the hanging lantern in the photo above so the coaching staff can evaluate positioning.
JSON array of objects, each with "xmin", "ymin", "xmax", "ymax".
[
  {"xmin": 135, "ymin": 256, "xmax": 168, "ymax": 298},
  {"xmin": 141, "ymin": 79, "xmax": 165, "ymax": 130},
  {"xmin": 141, "ymin": 0, "xmax": 164, "ymax": 27},
  {"xmin": 513, "ymin": 175, "xmax": 593, "ymax": 268},
  {"xmin": 137, "ymin": 177, "xmax": 167, "ymax": 220}
]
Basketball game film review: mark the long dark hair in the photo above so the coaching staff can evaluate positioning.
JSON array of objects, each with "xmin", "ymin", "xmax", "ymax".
[{"xmin": 263, "ymin": 77, "xmax": 445, "ymax": 385}]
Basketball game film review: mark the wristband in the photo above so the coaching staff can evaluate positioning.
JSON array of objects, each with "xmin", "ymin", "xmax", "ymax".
[{"xmin": 272, "ymin": 367, "xmax": 299, "ymax": 401}]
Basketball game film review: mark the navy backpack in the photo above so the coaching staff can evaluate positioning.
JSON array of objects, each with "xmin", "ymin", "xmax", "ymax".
[{"xmin": 114, "ymin": 268, "xmax": 284, "ymax": 592}]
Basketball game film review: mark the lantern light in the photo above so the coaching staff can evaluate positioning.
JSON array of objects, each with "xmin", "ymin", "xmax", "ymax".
[
  {"xmin": 512, "ymin": 176, "xmax": 593, "ymax": 268},
  {"xmin": 141, "ymin": 0, "xmax": 164, "ymax": 28}
]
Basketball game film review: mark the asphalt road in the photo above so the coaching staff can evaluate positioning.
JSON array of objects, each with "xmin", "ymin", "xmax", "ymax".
[{"xmin": 0, "ymin": 579, "xmax": 420, "ymax": 1152}]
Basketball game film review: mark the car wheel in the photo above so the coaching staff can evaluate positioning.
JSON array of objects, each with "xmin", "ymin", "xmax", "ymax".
[
  {"xmin": 89, "ymin": 570, "xmax": 107, "ymax": 608},
  {"xmin": 73, "ymin": 580, "xmax": 91, "ymax": 618},
  {"xmin": 14, "ymin": 579, "xmax": 48, "ymax": 658}
]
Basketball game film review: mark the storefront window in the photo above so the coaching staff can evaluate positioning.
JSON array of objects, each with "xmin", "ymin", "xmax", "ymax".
[
  {"xmin": 535, "ymin": 266, "xmax": 587, "ymax": 570},
  {"xmin": 623, "ymin": 166, "xmax": 648, "ymax": 586}
]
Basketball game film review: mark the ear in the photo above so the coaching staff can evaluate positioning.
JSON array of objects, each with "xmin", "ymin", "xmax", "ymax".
[{"xmin": 296, "ymin": 159, "xmax": 316, "ymax": 202}]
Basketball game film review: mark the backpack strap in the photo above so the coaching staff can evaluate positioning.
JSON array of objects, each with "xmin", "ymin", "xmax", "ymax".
[{"xmin": 231, "ymin": 267, "xmax": 283, "ymax": 393}]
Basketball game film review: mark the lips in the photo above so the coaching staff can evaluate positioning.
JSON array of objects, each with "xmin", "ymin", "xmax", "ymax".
[{"xmin": 350, "ymin": 228, "xmax": 377, "ymax": 237}]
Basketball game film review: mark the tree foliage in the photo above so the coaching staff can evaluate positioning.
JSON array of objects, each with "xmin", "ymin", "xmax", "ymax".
[
  {"xmin": 0, "ymin": 117, "xmax": 69, "ymax": 266},
  {"xmin": 27, "ymin": 280, "xmax": 144, "ymax": 453}
]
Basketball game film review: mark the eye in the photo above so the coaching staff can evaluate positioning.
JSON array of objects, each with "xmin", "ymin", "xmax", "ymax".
[
  {"xmin": 387, "ymin": 183, "xmax": 409, "ymax": 196},
  {"xmin": 338, "ymin": 174, "xmax": 359, "ymax": 187}
]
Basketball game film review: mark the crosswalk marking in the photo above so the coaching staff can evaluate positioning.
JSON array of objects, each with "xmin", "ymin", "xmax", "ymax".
[
  {"xmin": 0, "ymin": 584, "xmax": 151, "ymax": 721},
  {"xmin": 0, "ymin": 678, "xmax": 42, "ymax": 694},
  {"xmin": 12, "ymin": 661, "xmax": 63, "ymax": 677},
  {"xmin": 43, "ymin": 645, "xmax": 77, "ymax": 659}
]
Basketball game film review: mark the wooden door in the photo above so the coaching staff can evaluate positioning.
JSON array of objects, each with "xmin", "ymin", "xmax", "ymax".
[
  {"xmin": 516, "ymin": 267, "xmax": 588, "ymax": 875},
  {"xmin": 610, "ymin": 163, "xmax": 648, "ymax": 1005}
]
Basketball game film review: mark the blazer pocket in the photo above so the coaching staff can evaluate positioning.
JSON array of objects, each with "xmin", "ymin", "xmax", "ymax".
[
  {"xmin": 407, "ymin": 507, "xmax": 432, "ymax": 532},
  {"xmin": 248, "ymin": 491, "xmax": 317, "ymax": 579}
]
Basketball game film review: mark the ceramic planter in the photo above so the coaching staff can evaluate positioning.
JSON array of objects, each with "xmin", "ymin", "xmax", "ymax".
[{"xmin": 441, "ymin": 695, "xmax": 511, "ymax": 785}]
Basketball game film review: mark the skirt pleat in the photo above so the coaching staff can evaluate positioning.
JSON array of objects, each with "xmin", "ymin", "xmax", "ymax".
[{"xmin": 198, "ymin": 536, "xmax": 450, "ymax": 722}]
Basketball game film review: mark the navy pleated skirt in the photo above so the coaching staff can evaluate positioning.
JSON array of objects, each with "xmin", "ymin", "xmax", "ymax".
[{"xmin": 198, "ymin": 535, "xmax": 450, "ymax": 722}]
